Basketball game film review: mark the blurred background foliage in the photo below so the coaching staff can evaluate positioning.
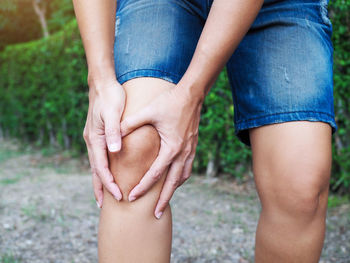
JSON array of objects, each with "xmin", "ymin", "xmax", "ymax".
[{"xmin": 0, "ymin": 0, "xmax": 349, "ymax": 194}]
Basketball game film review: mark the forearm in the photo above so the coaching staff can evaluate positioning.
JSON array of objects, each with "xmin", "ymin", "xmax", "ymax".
[
  {"xmin": 72, "ymin": 0, "xmax": 117, "ymax": 84},
  {"xmin": 180, "ymin": 0, "xmax": 264, "ymax": 101}
]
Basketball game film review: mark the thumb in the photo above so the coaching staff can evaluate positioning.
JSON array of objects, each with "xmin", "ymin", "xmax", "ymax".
[
  {"xmin": 105, "ymin": 115, "xmax": 122, "ymax": 152},
  {"xmin": 121, "ymin": 106, "xmax": 153, "ymax": 137}
]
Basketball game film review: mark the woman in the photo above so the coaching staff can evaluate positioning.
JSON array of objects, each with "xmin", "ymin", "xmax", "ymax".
[{"xmin": 72, "ymin": 0, "xmax": 337, "ymax": 262}]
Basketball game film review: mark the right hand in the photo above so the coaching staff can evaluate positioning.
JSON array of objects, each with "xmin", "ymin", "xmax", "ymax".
[{"xmin": 83, "ymin": 79, "xmax": 125, "ymax": 208}]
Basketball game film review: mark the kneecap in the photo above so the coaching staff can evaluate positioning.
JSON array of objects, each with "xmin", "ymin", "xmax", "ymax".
[{"xmin": 108, "ymin": 124, "xmax": 161, "ymax": 198}]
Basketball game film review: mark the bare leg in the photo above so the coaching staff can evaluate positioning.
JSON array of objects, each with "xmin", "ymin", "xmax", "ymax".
[
  {"xmin": 250, "ymin": 121, "xmax": 332, "ymax": 263},
  {"xmin": 98, "ymin": 78, "xmax": 175, "ymax": 263}
]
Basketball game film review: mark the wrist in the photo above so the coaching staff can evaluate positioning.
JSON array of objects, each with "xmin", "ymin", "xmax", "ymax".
[
  {"xmin": 177, "ymin": 79, "xmax": 206, "ymax": 106},
  {"xmin": 178, "ymin": 49, "xmax": 219, "ymax": 104},
  {"xmin": 87, "ymin": 65, "xmax": 118, "ymax": 88}
]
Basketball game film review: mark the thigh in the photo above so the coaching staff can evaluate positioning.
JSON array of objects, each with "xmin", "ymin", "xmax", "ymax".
[
  {"xmin": 114, "ymin": 0, "xmax": 205, "ymax": 85},
  {"xmin": 249, "ymin": 121, "xmax": 332, "ymax": 213},
  {"xmin": 226, "ymin": 0, "xmax": 337, "ymax": 147}
]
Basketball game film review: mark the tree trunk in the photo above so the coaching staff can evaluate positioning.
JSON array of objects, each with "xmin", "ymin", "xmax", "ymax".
[
  {"xmin": 62, "ymin": 119, "xmax": 70, "ymax": 149},
  {"xmin": 206, "ymin": 145, "xmax": 219, "ymax": 178},
  {"xmin": 32, "ymin": 0, "xmax": 49, "ymax": 38},
  {"xmin": 0, "ymin": 125, "xmax": 3, "ymax": 141},
  {"xmin": 46, "ymin": 120, "xmax": 56, "ymax": 146}
]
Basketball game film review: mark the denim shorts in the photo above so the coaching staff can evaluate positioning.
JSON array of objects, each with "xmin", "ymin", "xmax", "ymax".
[{"xmin": 114, "ymin": 0, "xmax": 338, "ymax": 146}]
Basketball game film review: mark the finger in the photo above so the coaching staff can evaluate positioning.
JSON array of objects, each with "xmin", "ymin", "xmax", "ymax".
[
  {"xmin": 91, "ymin": 138, "xmax": 122, "ymax": 201},
  {"xmin": 104, "ymin": 113, "xmax": 122, "ymax": 152},
  {"xmin": 128, "ymin": 145, "xmax": 174, "ymax": 201},
  {"xmin": 180, "ymin": 152, "xmax": 196, "ymax": 186},
  {"xmin": 120, "ymin": 106, "xmax": 153, "ymax": 137},
  {"xmin": 86, "ymin": 144, "xmax": 104, "ymax": 208},
  {"xmin": 179, "ymin": 136, "xmax": 198, "ymax": 186},
  {"xmin": 93, "ymin": 173, "xmax": 103, "ymax": 208},
  {"xmin": 154, "ymin": 160, "xmax": 185, "ymax": 219}
]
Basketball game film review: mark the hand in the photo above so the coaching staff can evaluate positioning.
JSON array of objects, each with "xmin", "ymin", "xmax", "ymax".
[
  {"xmin": 120, "ymin": 86, "xmax": 202, "ymax": 219},
  {"xmin": 83, "ymin": 79, "xmax": 125, "ymax": 208}
]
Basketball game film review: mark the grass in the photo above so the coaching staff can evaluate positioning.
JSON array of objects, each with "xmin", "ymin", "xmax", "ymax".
[
  {"xmin": 0, "ymin": 149, "xmax": 22, "ymax": 164},
  {"xmin": 21, "ymin": 203, "xmax": 49, "ymax": 222},
  {"xmin": 0, "ymin": 176, "xmax": 21, "ymax": 185},
  {"xmin": 0, "ymin": 139, "xmax": 35, "ymax": 164},
  {"xmin": 0, "ymin": 253, "xmax": 21, "ymax": 263}
]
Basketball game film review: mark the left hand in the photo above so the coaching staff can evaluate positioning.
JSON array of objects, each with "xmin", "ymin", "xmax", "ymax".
[{"xmin": 120, "ymin": 86, "xmax": 203, "ymax": 219}]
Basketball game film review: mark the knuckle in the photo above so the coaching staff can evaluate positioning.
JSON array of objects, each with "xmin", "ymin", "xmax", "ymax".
[
  {"xmin": 183, "ymin": 147, "xmax": 192, "ymax": 158},
  {"xmin": 83, "ymin": 129, "xmax": 90, "ymax": 143},
  {"xmin": 167, "ymin": 144, "xmax": 181, "ymax": 158},
  {"xmin": 167, "ymin": 146, "xmax": 178, "ymax": 155},
  {"xmin": 83, "ymin": 129, "xmax": 89, "ymax": 140},
  {"xmin": 170, "ymin": 138, "xmax": 184, "ymax": 152},
  {"xmin": 187, "ymin": 131, "xmax": 195, "ymax": 140},
  {"xmin": 169, "ymin": 177, "xmax": 180, "ymax": 187},
  {"xmin": 151, "ymin": 169, "xmax": 163, "ymax": 181},
  {"xmin": 189, "ymin": 152, "xmax": 196, "ymax": 161},
  {"xmin": 183, "ymin": 172, "xmax": 192, "ymax": 180},
  {"xmin": 178, "ymin": 137, "xmax": 185, "ymax": 146}
]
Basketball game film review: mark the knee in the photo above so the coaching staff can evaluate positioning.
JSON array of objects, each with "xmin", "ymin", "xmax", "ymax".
[
  {"xmin": 108, "ymin": 124, "xmax": 160, "ymax": 199},
  {"xmin": 119, "ymin": 124, "xmax": 160, "ymax": 166},
  {"xmin": 258, "ymin": 162, "xmax": 330, "ymax": 220}
]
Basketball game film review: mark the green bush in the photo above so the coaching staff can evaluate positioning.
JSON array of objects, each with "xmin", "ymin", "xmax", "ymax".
[
  {"xmin": 195, "ymin": 71, "xmax": 252, "ymax": 178},
  {"xmin": 0, "ymin": 20, "xmax": 88, "ymax": 152},
  {"xmin": 329, "ymin": 0, "xmax": 350, "ymax": 194}
]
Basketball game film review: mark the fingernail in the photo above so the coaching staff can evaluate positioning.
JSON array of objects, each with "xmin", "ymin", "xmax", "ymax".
[
  {"xmin": 155, "ymin": 211, "xmax": 163, "ymax": 219},
  {"xmin": 114, "ymin": 194, "xmax": 122, "ymax": 201},
  {"xmin": 96, "ymin": 201, "xmax": 101, "ymax": 209},
  {"xmin": 129, "ymin": 195, "xmax": 136, "ymax": 202},
  {"xmin": 108, "ymin": 143, "xmax": 120, "ymax": 152}
]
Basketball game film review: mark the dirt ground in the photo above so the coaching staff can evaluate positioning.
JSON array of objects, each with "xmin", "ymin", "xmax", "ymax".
[{"xmin": 0, "ymin": 140, "xmax": 349, "ymax": 263}]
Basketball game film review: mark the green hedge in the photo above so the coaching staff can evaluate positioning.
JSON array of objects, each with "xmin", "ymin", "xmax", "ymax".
[
  {"xmin": 0, "ymin": 20, "xmax": 88, "ymax": 151},
  {"xmin": 0, "ymin": 2, "xmax": 349, "ymax": 194},
  {"xmin": 329, "ymin": 0, "xmax": 350, "ymax": 194}
]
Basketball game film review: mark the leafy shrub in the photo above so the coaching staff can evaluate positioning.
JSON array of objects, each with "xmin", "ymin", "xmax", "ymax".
[
  {"xmin": 0, "ymin": 20, "xmax": 88, "ymax": 152},
  {"xmin": 329, "ymin": 0, "xmax": 350, "ymax": 194}
]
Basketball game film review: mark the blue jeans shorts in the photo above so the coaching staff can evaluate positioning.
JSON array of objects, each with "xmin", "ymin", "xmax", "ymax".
[{"xmin": 114, "ymin": 0, "xmax": 338, "ymax": 147}]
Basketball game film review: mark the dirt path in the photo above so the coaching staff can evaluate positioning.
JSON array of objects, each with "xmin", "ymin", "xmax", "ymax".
[{"xmin": 0, "ymin": 141, "xmax": 349, "ymax": 263}]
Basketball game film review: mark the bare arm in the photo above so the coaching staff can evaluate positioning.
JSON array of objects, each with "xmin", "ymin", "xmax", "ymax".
[
  {"xmin": 181, "ymin": 0, "xmax": 264, "ymax": 100},
  {"xmin": 72, "ymin": 0, "xmax": 124, "ymax": 206},
  {"xmin": 72, "ymin": 0, "xmax": 116, "ymax": 83},
  {"xmin": 121, "ymin": 0, "xmax": 264, "ymax": 217}
]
